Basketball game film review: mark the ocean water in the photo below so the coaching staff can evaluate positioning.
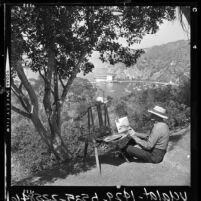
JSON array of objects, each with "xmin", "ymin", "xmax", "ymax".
[{"xmin": 93, "ymin": 81, "xmax": 155, "ymax": 99}]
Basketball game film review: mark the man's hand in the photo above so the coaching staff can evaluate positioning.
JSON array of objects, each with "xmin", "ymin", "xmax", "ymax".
[{"xmin": 127, "ymin": 127, "xmax": 136, "ymax": 139}]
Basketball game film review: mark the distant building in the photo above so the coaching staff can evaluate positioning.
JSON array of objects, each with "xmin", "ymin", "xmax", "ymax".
[
  {"xmin": 95, "ymin": 74, "xmax": 114, "ymax": 82},
  {"xmin": 106, "ymin": 75, "xmax": 113, "ymax": 81},
  {"xmin": 95, "ymin": 75, "xmax": 107, "ymax": 82}
]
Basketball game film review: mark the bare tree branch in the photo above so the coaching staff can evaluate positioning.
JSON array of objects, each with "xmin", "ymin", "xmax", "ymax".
[
  {"xmin": 39, "ymin": 68, "xmax": 47, "ymax": 82},
  {"xmin": 43, "ymin": 47, "xmax": 55, "ymax": 120},
  {"xmin": 59, "ymin": 75, "xmax": 65, "ymax": 88},
  {"xmin": 60, "ymin": 53, "xmax": 86, "ymax": 104},
  {"xmin": 14, "ymin": 61, "xmax": 39, "ymax": 113},
  {"xmin": 43, "ymin": 66, "xmax": 47, "ymax": 76},
  {"xmin": 11, "ymin": 87, "xmax": 19, "ymax": 97},
  {"xmin": 39, "ymin": 67, "xmax": 55, "ymax": 107},
  {"xmin": 11, "ymin": 87, "xmax": 29, "ymax": 111},
  {"xmin": 11, "ymin": 105, "xmax": 31, "ymax": 118},
  {"xmin": 11, "ymin": 77, "xmax": 23, "ymax": 96},
  {"xmin": 19, "ymin": 82, "xmax": 23, "ymax": 91},
  {"xmin": 51, "ymin": 88, "xmax": 54, "ymax": 96},
  {"xmin": 11, "ymin": 79, "xmax": 31, "ymax": 111}
]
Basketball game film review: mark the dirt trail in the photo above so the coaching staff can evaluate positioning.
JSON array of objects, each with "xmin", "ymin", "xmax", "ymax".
[{"xmin": 14, "ymin": 126, "xmax": 190, "ymax": 186}]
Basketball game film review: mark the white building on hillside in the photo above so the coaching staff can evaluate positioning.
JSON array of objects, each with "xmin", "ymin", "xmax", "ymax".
[
  {"xmin": 106, "ymin": 75, "xmax": 113, "ymax": 82},
  {"xmin": 95, "ymin": 75, "xmax": 107, "ymax": 82},
  {"xmin": 95, "ymin": 74, "xmax": 114, "ymax": 82}
]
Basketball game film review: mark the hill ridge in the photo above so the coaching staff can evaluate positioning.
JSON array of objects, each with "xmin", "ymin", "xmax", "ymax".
[{"xmin": 79, "ymin": 40, "xmax": 190, "ymax": 83}]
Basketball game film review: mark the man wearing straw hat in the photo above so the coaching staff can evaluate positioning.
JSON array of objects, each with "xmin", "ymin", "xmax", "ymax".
[{"xmin": 121, "ymin": 105, "xmax": 169, "ymax": 163}]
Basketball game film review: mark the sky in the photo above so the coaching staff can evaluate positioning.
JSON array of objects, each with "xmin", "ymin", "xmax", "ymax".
[{"xmin": 118, "ymin": 18, "xmax": 189, "ymax": 49}]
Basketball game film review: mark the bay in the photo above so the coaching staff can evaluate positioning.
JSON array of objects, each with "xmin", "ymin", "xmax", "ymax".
[{"xmin": 92, "ymin": 81, "xmax": 167, "ymax": 99}]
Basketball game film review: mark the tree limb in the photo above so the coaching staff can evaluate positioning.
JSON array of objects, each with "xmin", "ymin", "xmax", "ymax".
[
  {"xmin": 59, "ymin": 75, "xmax": 65, "ymax": 88},
  {"xmin": 19, "ymin": 82, "xmax": 23, "ymax": 91},
  {"xmin": 11, "ymin": 77, "xmax": 23, "ymax": 96},
  {"xmin": 39, "ymin": 66, "xmax": 55, "ymax": 108},
  {"xmin": 60, "ymin": 52, "xmax": 87, "ymax": 104},
  {"xmin": 51, "ymin": 87, "xmax": 54, "ymax": 96},
  {"xmin": 43, "ymin": 47, "xmax": 55, "ymax": 119},
  {"xmin": 11, "ymin": 79, "xmax": 31, "ymax": 112},
  {"xmin": 14, "ymin": 61, "xmax": 39, "ymax": 113},
  {"xmin": 11, "ymin": 105, "xmax": 31, "ymax": 118},
  {"xmin": 43, "ymin": 66, "xmax": 47, "ymax": 76},
  {"xmin": 11, "ymin": 87, "xmax": 20, "ymax": 97},
  {"xmin": 11, "ymin": 87, "xmax": 30, "ymax": 112},
  {"xmin": 39, "ymin": 68, "xmax": 47, "ymax": 83}
]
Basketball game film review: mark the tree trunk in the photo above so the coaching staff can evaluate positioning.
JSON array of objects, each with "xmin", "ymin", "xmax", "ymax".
[
  {"xmin": 31, "ymin": 112, "xmax": 69, "ymax": 162},
  {"xmin": 50, "ymin": 111, "xmax": 69, "ymax": 160},
  {"xmin": 30, "ymin": 113, "xmax": 61, "ymax": 160},
  {"xmin": 42, "ymin": 42, "xmax": 69, "ymax": 161},
  {"xmin": 12, "ymin": 58, "xmax": 70, "ymax": 162}
]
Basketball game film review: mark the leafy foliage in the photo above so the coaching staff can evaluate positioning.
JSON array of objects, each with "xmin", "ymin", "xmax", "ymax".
[
  {"xmin": 111, "ymin": 81, "xmax": 190, "ymax": 132},
  {"xmin": 11, "ymin": 6, "xmax": 175, "ymax": 77},
  {"xmin": 175, "ymin": 76, "xmax": 190, "ymax": 106}
]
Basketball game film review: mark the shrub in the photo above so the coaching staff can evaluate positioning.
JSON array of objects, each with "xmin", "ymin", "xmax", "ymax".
[
  {"xmin": 110, "ymin": 83, "xmax": 190, "ymax": 132},
  {"xmin": 114, "ymin": 102, "xmax": 128, "ymax": 117},
  {"xmin": 165, "ymin": 100, "xmax": 190, "ymax": 129},
  {"xmin": 177, "ymin": 77, "xmax": 190, "ymax": 106},
  {"xmin": 11, "ymin": 119, "xmax": 55, "ymax": 178}
]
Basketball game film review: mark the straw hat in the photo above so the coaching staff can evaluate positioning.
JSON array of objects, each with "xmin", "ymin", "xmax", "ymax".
[{"xmin": 148, "ymin": 106, "xmax": 168, "ymax": 119}]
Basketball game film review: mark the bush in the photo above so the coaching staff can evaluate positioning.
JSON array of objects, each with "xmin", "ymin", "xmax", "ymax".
[
  {"xmin": 110, "ymin": 83, "xmax": 190, "ymax": 132},
  {"xmin": 11, "ymin": 77, "xmax": 98, "ymax": 180},
  {"xmin": 11, "ymin": 119, "xmax": 55, "ymax": 179},
  {"xmin": 177, "ymin": 77, "xmax": 190, "ymax": 106},
  {"xmin": 165, "ymin": 100, "xmax": 190, "ymax": 129},
  {"xmin": 114, "ymin": 102, "xmax": 128, "ymax": 117}
]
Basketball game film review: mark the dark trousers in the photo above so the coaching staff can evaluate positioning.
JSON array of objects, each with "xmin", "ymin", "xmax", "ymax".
[
  {"xmin": 126, "ymin": 146, "xmax": 166, "ymax": 163},
  {"xmin": 122, "ymin": 139, "xmax": 166, "ymax": 163}
]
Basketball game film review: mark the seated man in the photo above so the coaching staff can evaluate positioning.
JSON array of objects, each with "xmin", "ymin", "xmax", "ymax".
[{"xmin": 122, "ymin": 106, "xmax": 170, "ymax": 163}]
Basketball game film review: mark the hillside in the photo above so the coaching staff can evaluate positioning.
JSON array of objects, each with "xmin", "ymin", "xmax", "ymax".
[
  {"xmin": 79, "ymin": 40, "xmax": 190, "ymax": 83},
  {"xmin": 108, "ymin": 40, "xmax": 190, "ymax": 83}
]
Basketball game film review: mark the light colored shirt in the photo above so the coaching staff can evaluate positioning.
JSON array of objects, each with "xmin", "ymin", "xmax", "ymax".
[{"xmin": 133, "ymin": 122, "xmax": 169, "ymax": 151}]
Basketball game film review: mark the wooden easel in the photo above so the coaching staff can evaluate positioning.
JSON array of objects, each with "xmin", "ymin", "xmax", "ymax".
[{"xmin": 83, "ymin": 102, "xmax": 112, "ymax": 175}]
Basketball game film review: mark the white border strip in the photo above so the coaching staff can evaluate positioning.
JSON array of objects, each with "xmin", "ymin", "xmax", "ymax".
[{"xmin": 6, "ymin": 48, "xmax": 10, "ymax": 88}]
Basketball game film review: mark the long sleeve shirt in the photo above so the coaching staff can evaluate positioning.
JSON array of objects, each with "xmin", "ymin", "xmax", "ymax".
[{"xmin": 133, "ymin": 122, "xmax": 169, "ymax": 151}]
